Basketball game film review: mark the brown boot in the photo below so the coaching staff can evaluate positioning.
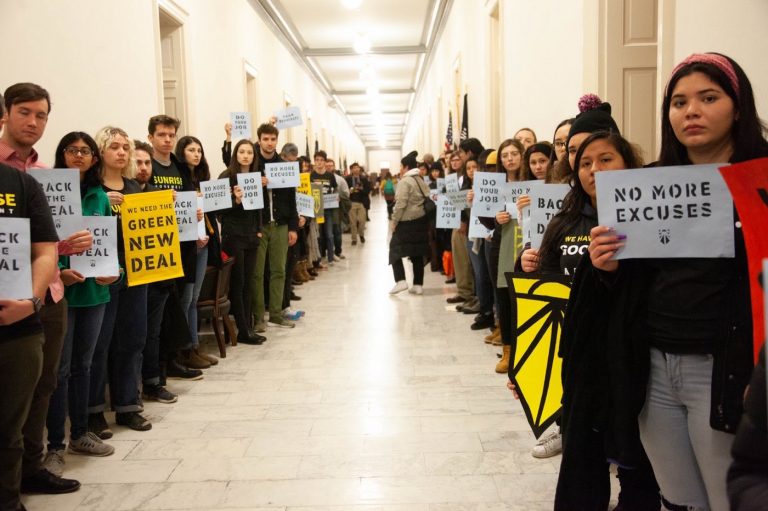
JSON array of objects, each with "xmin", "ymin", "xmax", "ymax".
[
  {"xmin": 178, "ymin": 349, "xmax": 211, "ymax": 369},
  {"xmin": 495, "ymin": 345, "xmax": 510, "ymax": 374},
  {"xmin": 491, "ymin": 332, "xmax": 503, "ymax": 346},
  {"xmin": 484, "ymin": 326, "xmax": 500, "ymax": 344},
  {"xmin": 195, "ymin": 348, "xmax": 218, "ymax": 366},
  {"xmin": 302, "ymin": 260, "xmax": 315, "ymax": 280}
]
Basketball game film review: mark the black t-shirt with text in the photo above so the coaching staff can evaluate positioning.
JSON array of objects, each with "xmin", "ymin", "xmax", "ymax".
[{"xmin": 103, "ymin": 177, "xmax": 143, "ymax": 266}]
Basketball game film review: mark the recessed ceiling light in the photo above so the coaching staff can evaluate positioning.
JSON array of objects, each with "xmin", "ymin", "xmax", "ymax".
[{"xmin": 342, "ymin": 0, "xmax": 363, "ymax": 9}]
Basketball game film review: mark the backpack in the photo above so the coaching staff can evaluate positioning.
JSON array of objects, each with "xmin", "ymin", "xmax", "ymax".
[{"xmin": 383, "ymin": 179, "xmax": 395, "ymax": 196}]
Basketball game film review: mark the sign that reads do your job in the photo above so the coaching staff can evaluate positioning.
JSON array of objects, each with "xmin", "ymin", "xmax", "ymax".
[
  {"xmin": 230, "ymin": 112, "xmax": 252, "ymax": 140},
  {"xmin": 0, "ymin": 218, "xmax": 33, "ymax": 299},
  {"xmin": 595, "ymin": 164, "xmax": 735, "ymax": 259},
  {"xmin": 236, "ymin": 172, "xmax": 264, "ymax": 210},
  {"xmin": 436, "ymin": 195, "xmax": 460, "ymax": 229},
  {"xmin": 265, "ymin": 162, "xmax": 300, "ymax": 189},
  {"xmin": 472, "ymin": 171, "xmax": 505, "ymax": 216}
]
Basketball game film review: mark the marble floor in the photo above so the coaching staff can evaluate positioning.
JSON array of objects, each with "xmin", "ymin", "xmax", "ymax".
[{"xmin": 24, "ymin": 197, "xmax": 563, "ymax": 511}]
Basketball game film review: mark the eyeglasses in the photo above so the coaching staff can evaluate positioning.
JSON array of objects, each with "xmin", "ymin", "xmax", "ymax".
[
  {"xmin": 554, "ymin": 141, "xmax": 567, "ymax": 149},
  {"xmin": 64, "ymin": 147, "xmax": 93, "ymax": 157}
]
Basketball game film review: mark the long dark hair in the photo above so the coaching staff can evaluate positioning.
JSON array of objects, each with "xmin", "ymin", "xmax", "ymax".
[
  {"xmin": 538, "ymin": 131, "xmax": 643, "ymax": 270},
  {"xmin": 54, "ymin": 131, "xmax": 101, "ymax": 195},
  {"xmin": 519, "ymin": 142, "xmax": 555, "ymax": 181},
  {"xmin": 659, "ymin": 53, "xmax": 768, "ymax": 165},
  {"xmin": 224, "ymin": 139, "xmax": 256, "ymax": 185},
  {"xmin": 175, "ymin": 135, "xmax": 209, "ymax": 189}
]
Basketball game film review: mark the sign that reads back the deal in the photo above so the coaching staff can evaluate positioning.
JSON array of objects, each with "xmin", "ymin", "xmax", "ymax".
[
  {"xmin": 200, "ymin": 178, "xmax": 232, "ymax": 212},
  {"xmin": 174, "ymin": 191, "xmax": 198, "ymax": 242},
  {"xmin": 265, "ymin": 161, "xmax": 300, "ymax": 189},
  {"xmin": 122, "ymin": 190, "xmax": 183, "ymax": 286},
  {"xmin": 28, "ymin": 169, "xmax": 82, "ymax": 238},
  {"xmin": 472, "ymin": 171, "xmax": 505, "ymax": 216},
  {"xmin": 69, "ymin": 216, "xmax": 119, "ymax": 278},
  {"xmin": 236, "ymin": 172, "xmax": 264, "ymax": 210},
  {"xmin": 436, "ymin": 195, "xmax": 460, "ymax": 229},
  {"xmin": 0, "ymin": 218, "xmax": 33, "ymax": 299},
  {"xmin": 529, "ymin": 183, "xmax": 570, "ymax": 249},
  {"xmin": 595, "ymin": 164, "xmax": 735, "ymax": 259}
]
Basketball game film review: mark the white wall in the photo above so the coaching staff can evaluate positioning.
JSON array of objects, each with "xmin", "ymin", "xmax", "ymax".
[
  {"xmin": 367, "ymin": 149, "xmax": 402, "ymax": 176},
  {"xmin": 2, "ymin": 0, "xmax": 366, "ymax": 167}
]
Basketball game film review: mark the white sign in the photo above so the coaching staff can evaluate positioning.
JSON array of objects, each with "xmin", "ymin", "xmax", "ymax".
[
  {"xmin": 197, "ymin": 196, "xmax": 207, "ymax": 239},
  {"xmin": 436, "ymin": 195, "xmax": 461, "ymax": 229},
  {"xmin": 236, "ymin": 172, "xmax": 264, "ymax": 210},
  {"xmin": 521, "ymin": 205, "xmax": 532, "ymax": 246},
  {"xmin": 323, "ymin": 192, "xmax": 340, "ymax": 209},
  {"xmin": 0, "ymin": 218, "xmax": 33, "ymax": 299},
  {"xmin": 28, "ymin": 169, "xmax": 82, "ymax": 238},
  {"xmin": 595, "ymin": 164, "xmax": 735, "ymax": 259},
  {"xmin": 445, "ymin": 189, "xmax": 469, "ymax": 209},
  {"xmin": 504, "ymin": 180, "xmax": 537, "ymax": 210},
  {"xmin": 174, "ymin": 191, "xmax": 198, "ymax": 242},
  {"xmin": 230, "ymin": 111, "xmax": 252, "ymax": 140},
  {"xmin": 70, "ymin": 216, "xmax": 119, "ymax": 277},
  {"xmin": 274, "ymin": 106, "xmax": 303, "ymax": 130},
  {"xmin": 468, "ymin": 210, "xmax": 492, "ymax": 240},
  {"xmin": 200, "ymin": 178, "xmax": 232, "ymax": 212},
  {"xmin": 445, "ymin": 173, "xmax": 459, "ymax": 193},
  {"xmin": 296, "ymin": 192, "xmax": 315, "ymax": 218},
  {"xmin": 472, "ymin": 171, "xmax": 505, "ymax": 216},
  {"xmin": 265, "ymin": 161, "xmax": 300, "ymax": 189},
  {"xmin": 529, "ymin": 183, "xmax": 570, "ymax": 249},
  {"xmin": 436, "ymin": 177, "xmax": 446, "ymax": 192}
]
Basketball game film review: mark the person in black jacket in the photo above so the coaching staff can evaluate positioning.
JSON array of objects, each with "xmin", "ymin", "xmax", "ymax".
[
  {"xmin": 345, "ymin": 162, "xmax": 370, "ymax": 245},
  {"xmin": 586, "ymin": 53, "xmax": 768, "ymax": 510}
]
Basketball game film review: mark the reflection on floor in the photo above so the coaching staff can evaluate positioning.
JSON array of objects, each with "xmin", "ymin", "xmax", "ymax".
[{"xmin": 25, "ymin": 197, "xmax": 563, "ymax": 510}]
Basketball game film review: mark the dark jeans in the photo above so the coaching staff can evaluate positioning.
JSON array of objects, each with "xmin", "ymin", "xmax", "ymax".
[
  {"xmin": 142, "ymin": 283, "xmax": 170, "ymax": 386},
  {"xmin": 22, "ymin": 299, "xmax": 66, "ymax": 477},
  {"xmin": 392, "ymin": 256, "xmax": 424, "ymax": 285},
  {"xmin": 179, "ymin": 246, "xmax": 208, "ymax": 349},
  {"xmin": 282, "ymin": 243, "xmax": 296, "ymax": 310},
  {"xmin": 223, "ymin": 236, "xmax": 258, "ymax": 337},
  {"xmin": 333, "ymin": 218, "xmax": 343, "ymax": 256},
  {"xmin": 467, "ymin": 239, "xmax": 493, "ymax": 316},
  {"xmin": 48, "ymin": 303, "xmax": 107, "ymax": 447},
  {"xmin": 319, "ymin": 210, "xmax": 335, "ymax": 263},
  {"xmin": 0, "ymin": 333, "xmax": 43, "ymax": 511},
  {"xmin": 89, "ymin": 280, "xmax": 148, "ymax": 414}
]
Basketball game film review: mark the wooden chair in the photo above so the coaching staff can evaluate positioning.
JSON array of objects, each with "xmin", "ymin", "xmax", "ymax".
[{"xmin": 196, "ymin": 257, "xmax": 237, "ymax": 357}]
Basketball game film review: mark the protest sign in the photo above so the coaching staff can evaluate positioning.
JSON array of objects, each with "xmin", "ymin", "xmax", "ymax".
[
  {"xmin": 197, "ymin": 195, "xmax": 207, "ymax": 240},
  {"xmin": 445, "ymin": 173, "xmax": 459, "ymax": 193},
  {"xmin": 122, "ymin": 190, "xmax": 183, "ymax": 286},
  {"xmin": 297, "ymin": 173, "xmax": 311, "ymax": 195},
  {"xmin": 296, "ymin": 192, "xmax": 315, "ymax": 218},
  {"xmin": 472, "ymin": 171, "xmax": 505, "ymax": 216},
  {"xmin": 200, "ymin": 178, "xmax": 232, "ymax": 212},
  {"xmin": 436, "ymin": 177, "xmax": 445, "ymax": 192},
  {"xmin": 596, "ymin": 164, "xmax": 734, "ymax": 259},
  {"xmin": 230, "ymin": 111, "xmax": 252, "ymax": 140},
  {"xmin": 312, "ymin": 183, "xmax": 325, "ymax": 223},
  {"xmin": 436, "ymin": 195, "xmax": 461, "ymax": 229},
  {"xmin": 445, "ymin": 189, "xmax": 469, "ymax": 209},
  {"xmin": 323, "ymin": 192, "xmax": 340, "ymax": 209},
  {"xmin": 28, "ymin": 169, "xmax": 82, "ymax": 238},
  {"xmin": 265, "ymin": 162, "xmax": 300, "ymax": 189},
  {"xmin": 274, "ymin": 106, "xmax": 303, "ymax": 130},
  {"xmin": 174, "ymin": 191, "xmax": 198, "ymax": 242},
  {"xmin": 70, "ymin": 216, "xmax": 119, "ymax": 277},
  {"xmin": 530, "ymin": 183, "xmax": 570, "ymax": 248},
  {"xmin": 468, "ymin": 210, "xmax": 492, "ymax": 239},
  {"xmin": 0, "ymin": 218, "xmax": 32, "ymax": 299},
  {"xmin": 236, "ymin": 172, "xmax": 264, "ymax": 210},
  {"xmin": 504, "ymin": 180, "xmax": 537, "ymax": 210}
]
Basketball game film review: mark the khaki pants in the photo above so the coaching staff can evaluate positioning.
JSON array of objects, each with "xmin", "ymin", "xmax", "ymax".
[
  {"xmin": 451, "ymin": 228, "xmax": 474, "ymax": 300},
  {"xmin": 349, "ymin": 202, "xmax": 366, "ymax": 241}
]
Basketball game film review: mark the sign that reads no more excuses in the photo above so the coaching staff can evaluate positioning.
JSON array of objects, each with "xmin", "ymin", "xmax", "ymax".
[
  {"xmin": 265, "ymin": 162, "xmax": 300, "ymax": 189},
  {"xmin": 236, "ymin": 172, "xmax": 264, "ymax": 210},
  {"xmin": 0, "ymin": 218, "xmax": 33, "ymax": 299},
  {"xmin": 472, "ymin": 171, "xmax": 505, "ymax": 216},
  {"xmin": 595, "ymin": 164, "xmax": 735, "ymax": 259},
  {"xmin": 295, "ymin": 193, "xmax": 315, "ymax": 218},
  {"xmin": 200, "ymin": 178, "xmax": 232, "ymax": 212}
]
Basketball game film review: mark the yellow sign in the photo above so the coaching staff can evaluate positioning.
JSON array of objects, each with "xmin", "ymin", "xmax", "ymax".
[
  {"xmin": 312, "ymin": 183, "xmax": 325, "ymax": 224},
  {"xmin": 122, "ymin": 190, "xmax": 184, "ymax": 286},
  {"xmin": 297, "ymin": 173, "xmax": 311, "ymax": 195}
]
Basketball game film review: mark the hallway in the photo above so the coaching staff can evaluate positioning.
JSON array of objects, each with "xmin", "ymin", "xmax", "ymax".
[{"xmin": 24, "ymin": 198, "xmax": 558, "ymax": 510}]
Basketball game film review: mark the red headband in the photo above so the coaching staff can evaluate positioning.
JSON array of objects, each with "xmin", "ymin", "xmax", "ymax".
[{"xmin": 669, "ymin": 53, "xmax": 740, "ymax": 100}]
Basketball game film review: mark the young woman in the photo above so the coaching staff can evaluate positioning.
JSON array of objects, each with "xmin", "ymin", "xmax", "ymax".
[
  {"xmin": 299, "ymin": 155, "xmax": 321, "ymax": 277},
  {"xmin": 515, "ymin": 142, "xmax": 556, "ymax": 218},
  {"xmin": 388, "ymin": 151, "xmax": 431, "ymax": 295},
  {"xmin": 175, "ymin": 136, "xmax": 220, "ymax": 368},
  {"xmin": 46, "ymin": 132, "xmax": 118, "ymax": 466},
  {"xmin": 550, "ymin": 118, "xmax": 575, "ymax": 183},
  {"xmin": 87, "ymin": 128, "xmax": 154, "ymax": 440},
  {"xmin": 587, "ymin": 53, "xmax": 768, "ymax": 510},
  {"xmin": 514, "ymin": 127, "xmax": 537, "ymax": 150},
  {"xmin": 218, "ymin": 139, "xmax": 266, "ymax": 345},
  {"xmin": 465, "ymin": 151, "xmax": 495, "ymax": 331},
  {"xmin": 380, "ymin": 168, "xmax": 397, "ymax": 219}
]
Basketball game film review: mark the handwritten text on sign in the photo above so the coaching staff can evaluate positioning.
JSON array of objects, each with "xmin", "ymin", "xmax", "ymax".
[
  {"xmin": 122, "ymin": 190, "xmax": 183, "ymax": 286},
  {"xmin": 70, "ymin": 216, "xmax": 119, "ymax": 277},
  {"xmin": 200, "ymin": 178, "xmax": 232, "ymax": 212},
  {"xmin": 174, "ymin": 191, "xmax": 198, "ymax": 242},
  {"xmin": 274, "ymin": 106, "xmax": 303, "ymax": 130},
  {"xmin": 236, "ymin": 172, "xmax": 264, "ymax": 210},
  {"xmin": 595, "ymin": 164, "xmax": 734, "ymax": 259},
  {"xmin": 529, "ymin": 183, "xmax": 570, "ymax": 249},
  {"xmin": 230, "ymin": 111, "xmax": 252, "ymax": 140},
  {"xmin": 28, "ymin": 169, "xmax": 82, "ymax": 238},
  {"xmin": 265, "ymin": 162, "xmax": 300, "ymax": 189},
  {"xmin": 436, "ymin": 195, "xmax": 460, "ymax": 229},
  {"xmin": 472, "ymin": 171, "xmax": 505, "ymax": 216},
  {"xmin": 0, "ymin": 218, "xmax": 32, "ymax": 299},
  {"xmin": 296, "ymin": 192, "xmax": 315, "ymax": 218}
]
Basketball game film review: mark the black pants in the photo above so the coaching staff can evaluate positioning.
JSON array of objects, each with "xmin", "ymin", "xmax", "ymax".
[
  {"xmin": 282, "ymin": 244, "xmax": 296, "ymax": 310},
  {"xmin": 392, "ymin": 256, "xmax": 424, "ymax": 285},
  {"xmin": 223, "ymin": 237, "xmax": 258, "ymax": 336}
]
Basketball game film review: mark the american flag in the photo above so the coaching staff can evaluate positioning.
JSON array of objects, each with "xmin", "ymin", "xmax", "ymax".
[
  {"xmin": 445, "ymin": 111, "xmax": 453, "ymax": 151},
  {"xmin": 460, "ymin": 94, "xmax": 468, "ymax": 141}
]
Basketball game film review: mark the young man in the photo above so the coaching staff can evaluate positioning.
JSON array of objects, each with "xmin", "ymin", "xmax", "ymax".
[
  {"xmin": 278, "ymin": 143, "xmax": 304, "ymax": 320},
  {"xmin": 311, "ymin": 151, "xmax": 337, "ymax": 265},
  {"xmin": 251, "ymin": 123, "xmax": 298, "ymax": 330},
  {"xmin": 345, "ymin": 162, "xmax": 370, "ymax": 245},
  {"xmin": 0, "ymin": 84, "xmax": 84, "ymax": 496},
  {"xmin": 325, "ymin": 158, "xmax": 348, "ymax": 259}
]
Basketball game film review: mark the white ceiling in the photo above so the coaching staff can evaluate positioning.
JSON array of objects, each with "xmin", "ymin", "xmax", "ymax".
[{"xmin": 255, "ymin": 0, "xmax": 451, "ymax": 150}]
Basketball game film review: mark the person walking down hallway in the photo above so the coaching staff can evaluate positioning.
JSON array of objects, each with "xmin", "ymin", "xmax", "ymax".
[{"xmin": 346, "ymin": 162, "xmax": 370, "ymax": 245}]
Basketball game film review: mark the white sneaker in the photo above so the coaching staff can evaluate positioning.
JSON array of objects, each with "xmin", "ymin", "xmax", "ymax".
[
  {"xmin": 408, "ymin": 285, "xmax": 423, "ymax": 295},
  {"xmin": 531, "ymin": 429, "xmax": 562, "ymax": 458},
  {"xmin": 389, "ymin": 281, "xmax": 408, "ymax": 294},
  {"xmin": 43, "ymin": 449, "xmax": 65, "ymax": 477},
  {"xmin": 68, "ymin": 432, "xmax": 115, "ymax": 457}
]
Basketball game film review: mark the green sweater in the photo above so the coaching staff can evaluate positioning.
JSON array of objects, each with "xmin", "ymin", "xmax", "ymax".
[{"xmin": 60, "ymin": 185, "xmax": 113, "ymax": 307}]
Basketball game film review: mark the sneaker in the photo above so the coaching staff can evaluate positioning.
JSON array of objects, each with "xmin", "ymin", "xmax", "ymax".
[
  {"xmin": 166, "ymin": 359, "xmax": 204, "ymax": 381},
  {"xmin": 42, "ymin": 449, "xmax": 65, "ymax": 478},
  {"xmin": 88, "ymin": 412, "xmax": 113, "ymax": 440},
  {"xmin": 282, "ymin": 308, "xmax": 303, "ymax": 321},
  {"xmin": 531, "ymin": 429, "xmax": 562, "ymax": 458},
  {"xmin": 335, "ymin": 254, "xmax": 346, "ymax": 260},
  {"xmin": 408, "ymin": 285, "xmax": 423, "ymax": 295},
  {"xmin": 142, "ymin": 384, "xmax": 178, "ymax": 404},
  {"xmin": 116, "ymin": 411, "xmax": 152, "ymax": 431},
  {"xmin": 68, "ymin": 432, "xmax": 115, "ymax": 457},
  {"xmin": 268, "ymin": 316, "xmax": 296, "ymax": 328},
  {"xmin": 389, "ymin": 281, "xmax": 408, "ymax": 294}
]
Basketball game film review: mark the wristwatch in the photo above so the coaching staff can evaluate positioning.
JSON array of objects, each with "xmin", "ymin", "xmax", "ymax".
[{"xmin": 28, "ymin": 297, "xmax": 43, "ymax": 313}]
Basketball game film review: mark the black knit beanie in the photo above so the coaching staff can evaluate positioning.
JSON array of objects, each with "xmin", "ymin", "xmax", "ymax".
[
  {"xmin": 401, "ymin": 150, "xmax": 418, "ymax": 170},
  {"xmin": 567, "ymin": 94, "xmax": 620, "ymax": 147}
]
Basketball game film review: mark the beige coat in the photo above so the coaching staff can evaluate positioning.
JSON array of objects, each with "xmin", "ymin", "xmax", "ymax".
[{"xmin": 391, "ymin": 168, "xmax": 430, "ymax": 226}]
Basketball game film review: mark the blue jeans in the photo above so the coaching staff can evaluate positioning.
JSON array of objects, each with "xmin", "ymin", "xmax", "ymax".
[
  {"xmin": 639, "ymin": 347, "xmax": 734, "ymax": 511},
  {"xmin": 89, "ymin": 280, "xmax": 148, "ymax": 413},
  {"xmin": 47, "ymin": 303, "xmax": 107, "ymax": 447},
  {"xmin": 179, "ymin": 246, "xmax": 208, "ymax": 349},
  {"xmin": 319, "ymin": 210, "xmax": 335, "ymax": 263},
  {"xmin": 142, "ymin": 283, "xmax": 170, "ymax": 386},
  {"xmin": 467, "ymin": 239, "xmax": 493, "ymax": 316}
]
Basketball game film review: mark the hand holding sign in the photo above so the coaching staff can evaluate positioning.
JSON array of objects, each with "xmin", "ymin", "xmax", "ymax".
[
  {"xmin": 265, "ymin": 162, "xmax": 300, "ymax": 189},
  {"xmin": 230, "ymin": 112, "xmax": 252, "ymax": 140},
  {"xmin": 472, "ymin": 171, "xmax": 505, "ymax": 216},
  {"xmin": 236, "ymin": 172, "xmax": 264, "ymax": 210},
  {"xmin": 200, "ymin": 178, "xmax": 233, "ymax": 212}
]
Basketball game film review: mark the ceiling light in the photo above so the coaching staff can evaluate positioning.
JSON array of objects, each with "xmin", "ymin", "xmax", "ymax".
[
  {"xmin": 342, "ymin": 0, "xmax": 363, "ymax": 9},
  {"xmin": 353, "ymin": 35, "xmax": 371, "ymax": 55}
]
